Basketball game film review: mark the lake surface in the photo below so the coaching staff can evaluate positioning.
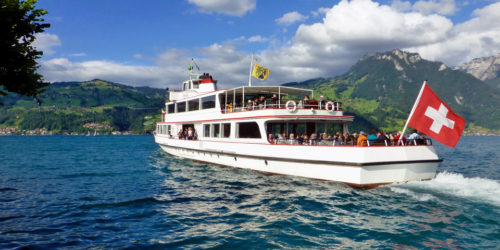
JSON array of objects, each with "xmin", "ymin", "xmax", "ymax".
[{"xmin": 1, "ymin": 135, "xmax": 499, "ymax": 248}]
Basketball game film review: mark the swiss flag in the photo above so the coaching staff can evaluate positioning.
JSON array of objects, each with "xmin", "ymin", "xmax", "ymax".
[{"xmin": 408, "ymin": 83, "xmax": 465, "ymax": 147}]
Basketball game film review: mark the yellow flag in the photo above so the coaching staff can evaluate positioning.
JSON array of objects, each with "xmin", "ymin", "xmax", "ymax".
[{"xmin": 252, "ymin": 63, "xmax": 270, "ymax": 80}]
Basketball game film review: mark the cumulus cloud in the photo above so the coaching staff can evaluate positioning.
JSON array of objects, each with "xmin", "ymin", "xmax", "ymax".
[
  {"xmin": 275, "ymin": 11, "xmax": 309, "ymax": 25},
  {"xmin": 187, "ymin": 0, "xmax": 256, "ymax": 17},
  {"xmin": 407, "ymin": 1, "xmax": 500, "ymax": 64},
  {"xmin": 32, "ymin": 33, "xmax": 61, "ymax": 55}
]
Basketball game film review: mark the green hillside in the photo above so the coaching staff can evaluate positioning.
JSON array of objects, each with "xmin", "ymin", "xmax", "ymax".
[
  {"xmin": 285, "ymin": 49, "xmax": 500, "ymax": 134},
  {"xmin": 0, "ymin": 80, "xmax": 166, "ymax": 134}
]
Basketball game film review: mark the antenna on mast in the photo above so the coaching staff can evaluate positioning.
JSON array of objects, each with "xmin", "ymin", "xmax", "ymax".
[{"xmin": 192, "ymin": 58, "xmax": 200, "ymax": 72}]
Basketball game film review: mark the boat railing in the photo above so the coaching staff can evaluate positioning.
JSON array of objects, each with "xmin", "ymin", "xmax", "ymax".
[
  {"xmin": 272, "ymin": 138, "xmax": 432, "ymax": 147},
  {"xmin": 223, "ymin": 101, "xmax": 343, "ymax": 113}
]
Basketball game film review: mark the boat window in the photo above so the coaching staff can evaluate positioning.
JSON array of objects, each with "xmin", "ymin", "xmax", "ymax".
[
  {"xmin": 237, "ymin": 122, "xmax": 261, "ymax": 139},
  {"xmin": 188, "ymin": 99, "xmax": 199, "ymax": 111},
  {"xmin": 212, "ymin": 124, "xmax": 220, "ymax": 138},
  {"xmin": 222, "ymin": 123, "xmax": 231, "ymax": 138},
  {"xmin": 202, "ymin": 95, "xmax": 216, "ymax": 109},
  {"xmin": 192, "ymin": 80, "xmax": 200, "ymax": 89},
  {"xmin": 177, "ymin": 102, "xmax": 186, "ymax": 113},
  {"xmin": 204, "ymin": 124, "xmax": 210, "ymax": 137},
  {"xmin": 167, "ymin": 103, "xmax": 175, "ymax": 113}
]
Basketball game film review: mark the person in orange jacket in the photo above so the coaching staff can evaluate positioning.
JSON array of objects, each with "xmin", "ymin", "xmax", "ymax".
[{"xmin": 357, "ymin": 131, "xmax": 368, "ymax": 146}]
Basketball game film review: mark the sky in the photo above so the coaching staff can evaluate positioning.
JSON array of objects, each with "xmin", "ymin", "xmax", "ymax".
[{"xmin": 33, "ymin": 0, "xmax": 500, "ymax": 89}]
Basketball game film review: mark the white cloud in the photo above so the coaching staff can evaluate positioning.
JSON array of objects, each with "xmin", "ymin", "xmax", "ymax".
[
  {"xmin": 32, "ymin": 33, "xmax": 61, "ymax": 55},
  {"xmin": 391, "ymin": 0, "xmax": 412, "ymax": 11},
  {"xmin": 413, "ymin": 0, "xmax": 457, "ymax": 15},
  {"xmin": 188, "ymin": 0, "xmax": 256, "ymax": 17},
  {"xmin": 311, "ymin": 7, "xmax": 330, "ymax": 17},
  {"xmin": 68, "ymin": 53, "xmax": 86, "ymax": 57},
  {"xmin": 275, "ymin": 11, "xmax": 309, "ymax": 25},
  {"xmin": 407, "ymin": 2, "xmax": 500, "ymax": 64},
  {"xmin": 248, "ymin": 35, "xmax": 267, "ymax": 42},
  {"xmin": 391, "ymin": 0, "xmax": 457, "ymax": 15}
]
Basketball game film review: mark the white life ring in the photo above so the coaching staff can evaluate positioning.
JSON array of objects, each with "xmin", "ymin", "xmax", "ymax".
[
  {"xmin": 325, "ymin": 101, "xmax": 334, "ymax": 111},
  {"xmin": 285, "ymin": 100, "xmax": 297, "ymax": 112}
]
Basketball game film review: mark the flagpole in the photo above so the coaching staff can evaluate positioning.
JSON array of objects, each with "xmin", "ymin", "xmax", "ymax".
[
  {"xmin": 248, "ymin": 54, "xmax": 254, "ymax": 87},
  {"xmin": 401, "ymin": 80, "xmax": 428, "ymax": 139}
]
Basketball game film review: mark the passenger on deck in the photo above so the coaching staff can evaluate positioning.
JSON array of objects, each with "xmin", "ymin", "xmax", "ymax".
[
  {"xmin": 408, "ymin": 129, "xmax": 421, "ymax": 140},
  {"xmin": 367, "ymin": 129, "xmax": 377, "ymax": 144},
  {"xmin": 319, "ymin": 96, "xmax": 326, "ymax": 109},
  {"xmin": 298, "ymin": 134, "xmax": 304, "ymax": 145},
  {"xmin": 303, "ymin": 95, "xmax": 311, "ymax": 108},
  {"xmin": 303, "ymin": 134, "xmax": 310, "ymax": 145},
  {"xmin": 310, "ymin": 133, "xmax": 318, "ymax": 145},
  {"xmin": 247, "ymin": 100, "xmax": 253, "ymax": 110},
  {"xmin": 187, "ymin": 127, "xmax": 194, "ymax": 139},
  {"xmin": 309, "ymin": 99, "xmax": 318, "ymax": 109},
  {"xmin": 288, "ymin": 133, "xmax": 297, "ymax": 144},
  {"xmin": 408, "ymin": 129, "xmax": 421, "ymax": 144},
  {"xmin": 268, "ymin": 133, "xmax": 275, "ymax": 144},
  {"xmin": 277, "ymin": 134, "xmax": 286, "ymax": 144},
  {"xmin": 252, "ymin": 97, "xmax": 259, "ymax": 109},
  {"xmin": 226, "ymin": 102, "xmax": 233, "ymax": 112},
  {"xmin": 334, "ymin": 132, "xmax": 343, "ymax": 145},
  {"xmin": 357, "ymin": 131, "xmax": 368, "ymax": 146},
  {"xmin": 258, "ymin": 96, "xmax": 266, "ymax": 109},
  {"xmin": 394, "ymin": 131, "xmax": 406, "ymax": 145},
  {"xmin": 271, "ymin": 93, "xmax": 279, "ymax": 108}
]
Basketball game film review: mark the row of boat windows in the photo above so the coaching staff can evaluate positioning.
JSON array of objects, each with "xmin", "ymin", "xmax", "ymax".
[
  {"xmin": 167, "ymin": 95, "xmax": 216, "ymax": 113},
  {"xmin": 156, "ymin": 122, "xmax": 262, "ymax": 139},
  {"xmin": 157, "ymin": 122, "xmax": 345, "ymax": 139}
]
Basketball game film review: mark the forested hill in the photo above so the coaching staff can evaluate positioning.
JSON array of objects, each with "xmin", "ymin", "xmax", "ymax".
[
  {"xmin": 1, "ymin": 79, "xmax": 165, "ymax": 108},
  {"xmin": 284, "ymin": 49, "xmax": 500, "ymax": 134},
  {"xmin": 0, "ymin": 80, "xmax": 166, "ymax": 135}
]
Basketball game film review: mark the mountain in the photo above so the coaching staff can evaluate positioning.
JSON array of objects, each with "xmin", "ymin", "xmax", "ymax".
[
  {"xmin": 284, "ymin": 49, "xmax": 500, "ymax": 134},
  {"xmin": 0, "ymin": 80, "xmax": 166, "ymax": 134},
  {"xmin": 456, "ymin": 54, "xmax": 500, "ymax": 89},
  {"xmin": 1, "ymin": 79, "xmax": 165, "ymax": 108}
]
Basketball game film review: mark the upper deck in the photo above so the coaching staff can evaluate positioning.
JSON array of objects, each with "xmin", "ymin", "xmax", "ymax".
[{"xmin": 163, "ymin": 85, "xmax": 352, "ymax": 123}]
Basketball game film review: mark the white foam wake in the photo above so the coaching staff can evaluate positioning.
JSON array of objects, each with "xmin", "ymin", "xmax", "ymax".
[{"xmin": 390, "ymin": 172, "xmax": 500, "ymax": 206}]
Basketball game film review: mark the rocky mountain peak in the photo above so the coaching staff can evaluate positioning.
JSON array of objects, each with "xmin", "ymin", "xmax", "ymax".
[
  {"xmin": 363, "ymin": 49, "xmax": 423, "ymax": 72},
  {"xmin": 456, "ymin": 54, "xmax": 500, "ymax": 81}
]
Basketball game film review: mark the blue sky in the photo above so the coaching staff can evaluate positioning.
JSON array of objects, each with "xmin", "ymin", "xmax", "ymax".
[{"xmin": 34, "ymin": 0, "xmax": 500, "ymax": 88}]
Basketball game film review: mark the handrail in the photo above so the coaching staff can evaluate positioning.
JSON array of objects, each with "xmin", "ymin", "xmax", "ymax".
[
  {"xmin": 272, "ymin": 138, "xmax": 432, "ymax": 146},
  {"xmin": 222, "ymin": 102, "xmax": 343, "ymax": 114}
]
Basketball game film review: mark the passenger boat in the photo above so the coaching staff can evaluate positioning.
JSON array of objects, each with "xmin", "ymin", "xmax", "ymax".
[{"xmin": 154, "ymin": 72, "xmax": 442, "ymax": 188}]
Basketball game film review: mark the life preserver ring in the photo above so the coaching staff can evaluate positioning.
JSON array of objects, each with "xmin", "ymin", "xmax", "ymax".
[
  {"xmin": 285, "ymin": 100, "xmax": 297, "ymax": 112},
  {"xmin": 325, "ymin": 101, "xmax": 334, "ymax": 111}
]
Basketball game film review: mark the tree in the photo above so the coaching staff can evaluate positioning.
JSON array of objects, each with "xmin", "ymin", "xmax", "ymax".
[{"xmin": 0, "ymin": 0, "xmax": 50, "ymax": 104}]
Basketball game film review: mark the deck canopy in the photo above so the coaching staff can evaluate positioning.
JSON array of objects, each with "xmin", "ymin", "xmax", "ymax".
[{"xmin": 226, "ymin": 86, "xmax": 312, "ymax": 97}]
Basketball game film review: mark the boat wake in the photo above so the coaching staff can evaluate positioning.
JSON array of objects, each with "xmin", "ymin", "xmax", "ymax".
[{"xmin": 389, "ymin": 172, "xmax": 500, "ymax": 206}]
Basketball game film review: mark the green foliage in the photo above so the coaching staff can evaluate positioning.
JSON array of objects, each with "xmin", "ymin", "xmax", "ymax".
[
  {"xmin": 0, "ymin": 0, "xmax": 50, "ymax": 101},
  {"xmin": 0, "ymin": 79, "xmax": 166, "ymax": 134}
]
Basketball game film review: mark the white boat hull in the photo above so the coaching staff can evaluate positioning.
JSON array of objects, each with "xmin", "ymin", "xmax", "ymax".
[{"xmin": 155, "ymin": 136, "xmax": 440, "ymax": 189}]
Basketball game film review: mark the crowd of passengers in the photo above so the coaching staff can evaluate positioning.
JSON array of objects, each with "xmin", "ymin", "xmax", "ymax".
[
  {"xmin": 178, "ymin": 126, "xmax": 197, "ymax": 140},
  {"xmin": 268, "ymin": 129, "xmax": 429, "ymax": 146},
  {"xmin": 225, "ymin": 94, "xmax": 340, "ymax": 112}
]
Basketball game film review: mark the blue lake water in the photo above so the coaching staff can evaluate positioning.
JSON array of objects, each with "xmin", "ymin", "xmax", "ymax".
[{"xmin": 0, "ymin": 135, "xmax": 499, "ymax": 248}]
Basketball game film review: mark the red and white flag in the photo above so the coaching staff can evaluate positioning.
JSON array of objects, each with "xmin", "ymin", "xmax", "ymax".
[{"xmin": 407, "ymin": 82, "xmax": 465, "ymax": 147}]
